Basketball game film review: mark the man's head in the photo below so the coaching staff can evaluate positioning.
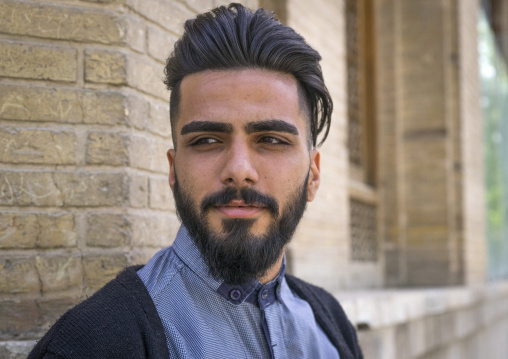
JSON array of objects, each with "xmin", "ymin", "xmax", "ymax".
[
  {"xmin": 164, "ymin": 4, "xmax": 332, "ymax": 285},
  {"xmin": 165, "ymin": 3, "xmax": 332, "ymax": 149}
]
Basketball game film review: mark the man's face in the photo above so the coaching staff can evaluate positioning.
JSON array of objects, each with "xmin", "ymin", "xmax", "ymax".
[{"xmin": 167, "ymin": 69, "xmax": 320, "ymax": 284}]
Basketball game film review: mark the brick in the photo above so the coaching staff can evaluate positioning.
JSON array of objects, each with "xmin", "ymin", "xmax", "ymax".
[
  {"xmin": 35, "ymin": 256, "xmax": 82, "ymax": 292},
  {"xmin": 131, "ymin": 213, "xmax": 179, "ymax": 248},
  {"xmin": 37, "ymin": 295, "xmax": 80, "ymax": 333},
  {"xmin": 0, "ymin": 41, "xmax": 77, "ymax": 82},
  {"xmin": 0, "ymin": 213, "xmax": 38, "ymax": 248},
  {"xmin": 80, "ymin": 52, "xmax": 166, "ymax": 100},
  {"xmin": 149, "ymin": 177, "xmax": 174, "ymax": 210},
  {"xmin": 129, "ymin": 135, "xmax": 169, "ymax": 173},
  {"xmin": 215, "ymin": 0, "xmax": 258, "ymax": 8},
  {"xmin": 0, "ymin": 258, "xmax": 40, "ymax": 294},
  {"xmin": 85, "ymin": 131, "xmax": 129, "ymax": 166},
  {"xmin": 82, "ymin": 91, "xmax": 130, "ymax": 126},
  {"xmin": 80, "ymin": 0, "xmax": 117, "ymax": 3},
  {"xmin": 147, "ymin": 25, "xmax": 177, "ymax": 62},
  {"xmin": 125, "ymin": 95, "xmax": 149, "ymax": 131},
  {"xmin": 185, "ymin": 0, "xmax": 214, "ymax": 13},
  {"xmin": 128, "ymin": 173, "xmax": 148, "ymax": 208},
  {"xmin": 0, "ymin": 212, "xmax": 76, "ymax": 249},
  {"xmin": 0, "ymin": 299, "xmax": 41, "ymax": 340},
  {"xmin": 0, "ymin": 171, "xmax": 63, "ymax": 207},
  {"xmin": 38, "ymin": 213, "xmax": 77, "ymax": 248},
  {"xmin": 54, "ymin": 172, "xmax": 128, "ymax": 207},
  {"xmin": 0, "ymin": 341, "xmax": 36, "ymax": 359},
  {"xmin": 87, "ymin": 214, "xmax": 131, "ymax": 247},
  {"xmin": 0, "ymin": 1, "xmax": 128, "ymax": 45},
  {"xmin": 125, "ymin": 0, "xmax": 193, "ymax": 35},
  {"xmin": 149, "ymin": 101, "xmax": 172, "ymax": 137},
  {"xmin": 0, "ymin": 84, "xmax": 128, "ymax": 126},
  {"xmin": 0, "ymin": 171, "xmax": 128, "ymax": 207},
  {"xmin": 0, "ymin": 128, "xmax": 76, "ymax": 165},
  {"xmin": 82, "ymin": 254, "xmax": 127, "ymax": 290},
  {"xmin": 84, "ymin": 50, "xmax": 127, "ymax": 85},
  {"xmin": 127, "ymin": 56, "xmax": 169, "ymax": 100}
]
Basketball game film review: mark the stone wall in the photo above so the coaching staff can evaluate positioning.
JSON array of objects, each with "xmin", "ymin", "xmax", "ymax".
[{"xmin": 340, "ymin": 281, "xmax": 508, "ymax": 359}]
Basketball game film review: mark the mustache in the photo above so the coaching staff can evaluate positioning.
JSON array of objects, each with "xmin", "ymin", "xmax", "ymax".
[{"xmin": 201, "ymin": 187, "xmax": 279, "ymax": 218}]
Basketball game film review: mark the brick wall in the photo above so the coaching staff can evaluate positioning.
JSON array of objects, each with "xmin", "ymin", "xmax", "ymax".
[
  {"xmin": 0, "ymin": 0, "xmax": 256, "ymax": 355},
  {"xmin": 280, "ymin": 0, "xmax": 350, "ymax": 290},
  {"xmin": 375, "ymin": 0, "xmax": 487, "ymax": 287}
]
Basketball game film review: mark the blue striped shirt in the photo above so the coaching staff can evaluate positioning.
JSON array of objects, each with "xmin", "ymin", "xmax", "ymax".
[{"xmin": 137, "ymin": 226, "xmax": 340, "ymax": 358}]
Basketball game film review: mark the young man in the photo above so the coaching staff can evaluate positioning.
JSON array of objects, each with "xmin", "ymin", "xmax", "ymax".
[{"xmin": 29, "ymin": 4, "xmax": 363, "ymax": 358}]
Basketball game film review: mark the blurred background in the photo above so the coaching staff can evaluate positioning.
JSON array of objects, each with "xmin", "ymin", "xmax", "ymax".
[{"xmin": 0, "ymin": 0, "xmax": 507, "ymax": 358}]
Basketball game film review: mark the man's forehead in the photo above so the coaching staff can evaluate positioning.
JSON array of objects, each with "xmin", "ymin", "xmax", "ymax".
[{"xmin": 176, "ymin": 69, "xmax": 303, "ymax": 128}]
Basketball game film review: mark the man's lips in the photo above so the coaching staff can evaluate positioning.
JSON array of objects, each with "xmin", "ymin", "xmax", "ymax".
[{"xmin": 215, "ymin": 201, "xmax": 265, "ymax": 218}]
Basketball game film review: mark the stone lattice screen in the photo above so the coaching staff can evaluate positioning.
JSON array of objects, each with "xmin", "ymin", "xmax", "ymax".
[{"xmin": 0, "ymin": 0, "xmax": 255, "ymax": 354}]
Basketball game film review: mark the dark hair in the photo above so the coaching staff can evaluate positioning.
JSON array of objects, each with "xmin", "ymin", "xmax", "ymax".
[{"xmin": 164, "ymin": 3, "xmax": 332, "ymax": 148}]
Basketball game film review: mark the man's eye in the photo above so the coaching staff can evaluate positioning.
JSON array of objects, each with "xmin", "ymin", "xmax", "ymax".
[
  {"xmin": 191, "ymin": 137, "xmax": 220, "ymax": 146},
  {"xmin": 259, "ymin": 136, "xmax": 288, "ymax": 145}
]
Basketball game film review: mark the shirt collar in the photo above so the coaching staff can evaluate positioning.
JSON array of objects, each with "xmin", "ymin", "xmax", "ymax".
[{"xmin": 172, "ymin": 225, "xmax": 286, "ymax": 306}]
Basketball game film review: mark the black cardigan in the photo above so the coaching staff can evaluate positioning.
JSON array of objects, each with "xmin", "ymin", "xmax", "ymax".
[{"xmin": 28, "ymin": 266, "xmax": 363, "ymax": 359}]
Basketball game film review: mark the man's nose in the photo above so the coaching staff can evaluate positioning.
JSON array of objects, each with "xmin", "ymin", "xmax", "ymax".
[{"xmin": 220, "ymin": 141, "xmax": 259, "ymax": 186}]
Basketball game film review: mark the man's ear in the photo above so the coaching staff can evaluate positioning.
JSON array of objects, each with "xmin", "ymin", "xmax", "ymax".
[
  {"xmin": 167, "ymin": 149, "xmax": 176, "ymax": 192},
  {"xmin": 307, "ymin": 149, "xmax": 320, "ymax": 202}
]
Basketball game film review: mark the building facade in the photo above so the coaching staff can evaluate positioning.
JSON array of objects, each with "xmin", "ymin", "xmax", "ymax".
[{"xmin": 1, "ymin": 0, "xmax": 508, "ymax": 357}]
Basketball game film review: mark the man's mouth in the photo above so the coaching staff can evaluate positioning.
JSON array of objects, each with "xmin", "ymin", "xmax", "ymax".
[{"xmin": 215, "ymin": 200, "xmax": 265, "ymax": 218}]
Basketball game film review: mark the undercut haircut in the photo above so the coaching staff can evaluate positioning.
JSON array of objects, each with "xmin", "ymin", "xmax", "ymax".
[{"xmin": 164, "ymin": 3, "xmax": 333, "ymax": 148}]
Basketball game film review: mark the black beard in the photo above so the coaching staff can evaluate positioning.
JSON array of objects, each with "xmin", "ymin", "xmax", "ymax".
[{"xmin": 173, "ymin": 173, "xmax": 309, "ymax": 285}]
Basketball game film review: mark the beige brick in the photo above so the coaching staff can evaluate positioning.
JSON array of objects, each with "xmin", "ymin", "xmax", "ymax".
[
  {"xmin": 0, "ymin": 299, "xmax": 41, "ymax": 340},
  {"xmin": 131, "ymin": 212, "xmax": 179, "ymax": 248},
  {"xmin": 0, "ymin": 212, "xmax": 76, "ymax": 249},
  {"xmin": 85, "ymin": 131, "xmax": 129, "ymax": 166},
  {"xmin": 0, "ymin": 171, "xmax": 128, "ymax": 207},
  {"xmin": 147, "ymin": 25, "xmax": 177, "ymax": 63},
  {"xmin": 38, "ymin": 213, "xmax": 77, "ymax": 248},
  {"xmin": 149, "ymin": 177, "xmax": 174, "ymax": 210},
  {"xmin": 0, "ymin": 84, "xmax": 128, "ymax": 126},
  {"xmin": 87, "ymin": 213, "xmax": 131, "ymax": 247},
  {"xmin": 84, "ymin": 50, "xmax": 168, "ymax": 100},
  {"xmin": 125, "ymin": 0, "xmax": 193, "ymax": 35},
  {"xmin": 185, "ymin": 0, "xmax": 214, "ymax": 13},
  {"xmin": 0, "ymin": 41, "xmax": 77, "ymax": 82},
  {"xmin": 37, "ymin": 295, "xmax": 80, "ymax": 333},
  {"xmin": 35, "ymin": 256, "xmax": 82, "ymax": 292},
  {"xmin": 85, "ymin": 50, "xmax": 127, "ymax": 85},
  {"xmin": 127, "ymin": 56, "xmax": 169, "ymax": 100},
  {"xmin": 83, "ymin": 254, "xmax": 127, "ymax": 289},
  {"xmin": 0, "ymin": 171, "xmax": 63, "ymax": 207},
  {"xmin": 0, "ymin": 128, "xmax": 76, "ymax": 165},
  {"xmin": 0, "ymin": 1, "xmax": 128, "ymax": 45},
  {"xmin": 0, "ymin": 258, "xmax": 40, "ymax": 294},
  {"xmin": 0, "ymin": 213, "xmax": 38, "ymax": 248},
  {"xmin": 129, "ymin": 135, "xmax": 169, "ymax": 173},
  {"xmin": 215, "ymin": 0, "xmax": 258, "ymax": 8},
  {"xmin": 149, "ymin": 101, "xmax": 172, "ymax": 137},
  {"xmin": 0, "ymin": 341, "xmax": 36, "ymax": 359},
  {"xmin": 82, "ymin": 90, "xmax": 130, "ymax": 126},
  {"xmin": 125, "ymin": 95, "xmax": 149, "ymax": 131},
  {"xmin": 129, "ymin": 173, "xmax": 148, "ymax": 208},
  {"xmin": 54, "ymin": 172, "xmax": 128, "ymax": 207}
]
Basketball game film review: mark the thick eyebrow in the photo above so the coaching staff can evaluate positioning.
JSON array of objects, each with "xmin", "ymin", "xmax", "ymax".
[
  {"xmin": 245, "ymin": 119, "xmax": 299, "ymax": 135},
  {"xmin": 180, "ymin": 121, "xmax": 233, "ymax": 135}
]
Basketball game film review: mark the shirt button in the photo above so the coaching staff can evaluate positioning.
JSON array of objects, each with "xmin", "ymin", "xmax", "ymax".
[
  {"xmin": 229, "ymin": 289, "xmax": 241, "ymax": 301},
  {"xmin": 261, "ymin": 289, "xmax": 268, "ymax": 300}
]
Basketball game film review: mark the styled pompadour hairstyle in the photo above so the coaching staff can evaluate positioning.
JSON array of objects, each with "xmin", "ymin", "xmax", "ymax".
[{"xmin": 164, "ymin": 3, "xmax": 332, "ymax": 148}]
